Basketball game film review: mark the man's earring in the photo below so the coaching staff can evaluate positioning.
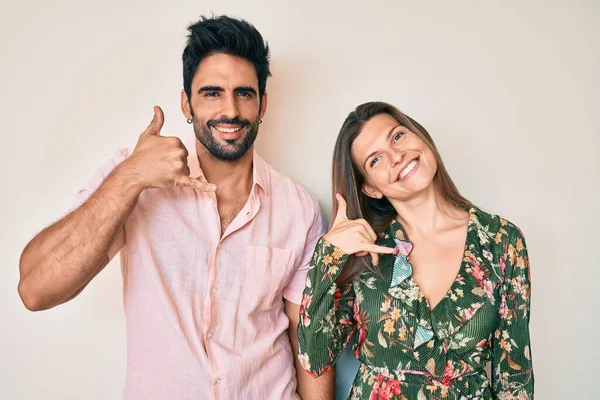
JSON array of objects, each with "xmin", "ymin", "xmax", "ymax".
[
  {"xmin": 258, "ymin": 118, "xmax": 263, "ymax": 124},
  {"xmin": 186, "ymin": 118, "xmax": 193, "ymax": 124}
]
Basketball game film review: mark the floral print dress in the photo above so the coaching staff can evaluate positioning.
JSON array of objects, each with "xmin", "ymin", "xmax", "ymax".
[{"xmin": 297, "ymin": 207, "xmax": 533, "ymax": 399}]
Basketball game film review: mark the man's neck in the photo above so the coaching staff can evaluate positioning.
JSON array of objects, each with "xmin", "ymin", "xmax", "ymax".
[{"xmin": 195, "ymin": 141, "xmax": 254, "ymax": 197}]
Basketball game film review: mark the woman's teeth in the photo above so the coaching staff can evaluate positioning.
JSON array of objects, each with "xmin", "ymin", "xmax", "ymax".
[{"xmin": 399, "ymin": 159, "xmax": 418, "ymax": 180}]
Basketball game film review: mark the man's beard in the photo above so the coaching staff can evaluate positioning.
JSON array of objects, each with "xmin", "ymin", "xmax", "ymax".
[{"xmin": 192, "ymin": 115, "xmax": 260, "ymax": 161}]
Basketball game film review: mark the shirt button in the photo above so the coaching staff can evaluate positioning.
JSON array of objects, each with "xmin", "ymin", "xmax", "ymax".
[
  {"xmin": 215, "ymin": 378, "xmax": 222, "ymax": 384},
  {"xmin": 207, "ymin": 331, "xmax": 213, "ymax": 338},
  {"xmin": 211, "ymin": 287, "xmax": 218, "ymax": 294}
]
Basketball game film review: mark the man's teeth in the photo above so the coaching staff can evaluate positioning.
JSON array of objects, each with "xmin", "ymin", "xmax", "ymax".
[
  {"xmin": 399, "ymin": 159, "xmax": 418, "ymax": 179},
  {"xmin": 214, "ymin": 126, "xmax": 242, "ymax": 133}
]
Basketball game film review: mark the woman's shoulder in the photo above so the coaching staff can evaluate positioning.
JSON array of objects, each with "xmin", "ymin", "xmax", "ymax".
[{"xmin": 469, "ymin": 205, "xmax": 525, "ymax": 246}]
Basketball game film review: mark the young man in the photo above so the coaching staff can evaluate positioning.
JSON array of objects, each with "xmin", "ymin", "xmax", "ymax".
[{"xmin": 18, "ymin": 16, "xmax": 332, "ymax": 399}]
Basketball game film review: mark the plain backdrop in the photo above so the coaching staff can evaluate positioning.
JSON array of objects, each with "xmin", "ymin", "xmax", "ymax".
[{"xmin": 1, "ymin": 1, "xmax": 598, "ymax": 399}]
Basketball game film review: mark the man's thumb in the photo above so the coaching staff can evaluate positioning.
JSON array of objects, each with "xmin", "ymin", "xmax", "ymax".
[{"xmin": 143, "ymin": 106, "xmax": 165, "ymax": 135}]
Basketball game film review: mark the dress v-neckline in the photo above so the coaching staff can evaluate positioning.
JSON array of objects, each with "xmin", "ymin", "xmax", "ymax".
[{"xmin": 390, "ymin": 207, "xmax": 475, "ymax": 313}]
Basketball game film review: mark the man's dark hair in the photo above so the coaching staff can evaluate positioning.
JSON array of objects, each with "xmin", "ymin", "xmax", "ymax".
[{"xmin": 182, "ymin": 15, "xmax": 271, "ymax": 101}]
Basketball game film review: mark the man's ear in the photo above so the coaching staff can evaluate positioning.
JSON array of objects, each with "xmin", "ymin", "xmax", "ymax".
[
  {"xmin": 181, "ymin": 89, "xmax": 193, "ymax": 120},
  {"xmin": 259, "ymin": 92, "xmax": 267, "ymax": 119}
]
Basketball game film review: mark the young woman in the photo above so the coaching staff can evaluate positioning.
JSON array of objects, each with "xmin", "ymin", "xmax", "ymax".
[{"xmin": 298, "ymin": 102, "xmax": 533, "ymax": 399}]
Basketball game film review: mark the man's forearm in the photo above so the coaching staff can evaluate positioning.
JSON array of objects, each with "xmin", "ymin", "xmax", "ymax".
[
  {"xmin": 285, "ymin": 300, "xmax": 335, "ymax": 399},
  {"xmin": 295, "ymin": 357, "xmax": 335, "ymax": 400},
  {"xmin": 18, "ymin": 164, "xmax": 142, "ymax": 311}
]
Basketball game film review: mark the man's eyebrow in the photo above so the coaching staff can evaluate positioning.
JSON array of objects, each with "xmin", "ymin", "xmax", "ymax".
[
  {"xmin": 235, "ymin": 86, "xmax": 257, "ymax": 95},
  {"xmin": 198, "ymin": 85, "xmax": 224, "ymax": 94}
]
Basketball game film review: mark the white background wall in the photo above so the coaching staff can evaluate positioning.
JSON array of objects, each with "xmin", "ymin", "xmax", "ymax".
[{"xmin": 1, "ymin": 1, "xmax": 598, "ymax": 399}]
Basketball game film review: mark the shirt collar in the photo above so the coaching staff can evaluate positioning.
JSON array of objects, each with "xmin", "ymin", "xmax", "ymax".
[{"xmin": 187, "ymin": 146, "xmax": 270, "ymax": 198}]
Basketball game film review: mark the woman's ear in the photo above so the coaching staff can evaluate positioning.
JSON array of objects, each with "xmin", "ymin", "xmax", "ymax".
[{"xmin": 361, "ymin": 184, "xmax": 383, "ymax": 199}]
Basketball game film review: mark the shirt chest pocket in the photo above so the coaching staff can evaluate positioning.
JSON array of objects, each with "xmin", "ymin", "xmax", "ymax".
[{"xmin": 243, "ymin": 245, "xmax": 294, "ymax": 309}]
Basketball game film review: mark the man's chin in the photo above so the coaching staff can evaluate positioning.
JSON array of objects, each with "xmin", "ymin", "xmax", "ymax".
[
  {"xmin": 195, "ymin": 125, "xmax": 257, "ymax": 161},
  {"xmin": 208, "ymin": 144, "xmax": 249, "ymax": 161}
]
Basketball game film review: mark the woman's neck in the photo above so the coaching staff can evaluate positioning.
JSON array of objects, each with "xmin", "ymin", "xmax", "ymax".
[{"xmin": 389, "ymin": 186, "xmax": 466, "ymax": 239}]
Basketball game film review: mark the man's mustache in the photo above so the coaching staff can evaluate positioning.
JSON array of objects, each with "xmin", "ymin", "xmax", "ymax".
[{"xmin": 207, "ymin": 117, "xmax": 251, "ymax": 127}]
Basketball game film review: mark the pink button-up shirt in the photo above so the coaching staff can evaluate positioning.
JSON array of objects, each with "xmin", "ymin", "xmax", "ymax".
[{"xmin": 73, "ymin": 136, "xmax": 325, "ymax": 399}]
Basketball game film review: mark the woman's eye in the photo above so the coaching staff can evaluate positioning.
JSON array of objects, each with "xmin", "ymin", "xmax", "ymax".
[
  {"xmin": 393, "ymin": 131, "xmax": 403, "ymax": 143},
  {"xmin": 370, "ymin": 157, "xmax": 380, "ymax": 168}
]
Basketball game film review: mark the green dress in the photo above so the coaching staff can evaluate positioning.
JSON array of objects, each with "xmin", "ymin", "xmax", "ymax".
[{"xmin": 297, "ymin": 207, "xmax": 533, "ymax": 399}]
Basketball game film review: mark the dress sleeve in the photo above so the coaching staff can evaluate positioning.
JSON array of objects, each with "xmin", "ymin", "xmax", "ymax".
[
  {"xmin": 297, "ymin": 238, "xmax": 356, "ymax": 377},
  {"xmin": 492, "ymin": 225, "xmax": 534, "ymax": 399}
]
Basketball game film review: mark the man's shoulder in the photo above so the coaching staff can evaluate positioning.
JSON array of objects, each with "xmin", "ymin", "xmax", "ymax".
[
  {"xmin": 260, "ymin": 158, "xmax": 321, "ymax": 212},
  {"xmin": 83, "ymin": 148, "xmax": 132, "ymax": 189}
]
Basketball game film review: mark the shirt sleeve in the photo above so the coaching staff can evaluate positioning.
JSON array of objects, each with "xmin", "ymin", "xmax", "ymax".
[
  {"xmin": 66, "ymin": 148, "xmax": 130, "ymax": 261},
  {"xmin": 297, "ymin": 238, "xmax": 356, "ymax": 377},
  {"xmin": 492, "ymin": 225, "xmax": 534, "ymax": 399},
  {"xmin": 282, "ymin": 195, "xmax": 326, "ymax": 304}
]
